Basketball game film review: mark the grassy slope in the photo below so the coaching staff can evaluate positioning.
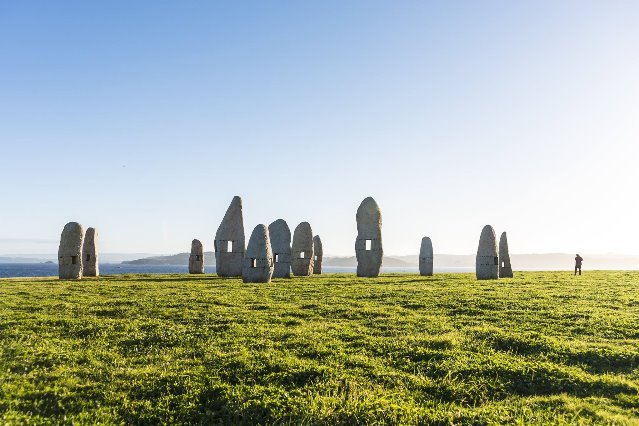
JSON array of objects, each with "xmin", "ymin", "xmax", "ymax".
[{"xmin": 0, "ymin": 272, "xmax": 638, "ymax": 425}]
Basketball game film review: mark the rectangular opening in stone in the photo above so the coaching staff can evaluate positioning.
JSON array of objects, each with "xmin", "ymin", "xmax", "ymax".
[
  {"xmin": 299, "ymin": 251, "xmax": 305, "ymax": 259},
  {"xmin": 227, "ymin": 241, "xmax": 233, "ymax": 252},
  {"xmin": 365, "ymin": 240, "xmax": 372, "ymax": 250},
  {"xmin": 494, "ymin": 257, "xmax": 499, "ymax": 265},
  {"xmin": 314, "ymin": 255, "xmax": 319, "ymax": 261},
  {"xmin": 501, "ymin": 261, "xmax": 505, "ymax": 267},
  {"xmin": 274, "ymin": 253, "xmax": 279, "ymax": 262},
  {"xmin": 251, "ymin": 258, "xmax": 256, "ymax": 268},
  {"xmin": 196, "ymin": 255, "xmax": 201, "ymax": 261},
  {"xmin": 71, "ymin": 256, "xmax": 78, "ymax": 265},
  {"xmin": 86, "ymin": 254, "xmax": 91, "ymax": 261}
]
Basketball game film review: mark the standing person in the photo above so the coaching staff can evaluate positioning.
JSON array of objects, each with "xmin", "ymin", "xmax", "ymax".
[{"xmin": 574, "ymin": 254, "xmax": 583, "ymax": 275}]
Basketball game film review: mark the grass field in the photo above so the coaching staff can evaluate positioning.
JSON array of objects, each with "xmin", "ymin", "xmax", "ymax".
[{"xmin": 0, "ymin": 272, "xmax": 638, "ymax": 425}]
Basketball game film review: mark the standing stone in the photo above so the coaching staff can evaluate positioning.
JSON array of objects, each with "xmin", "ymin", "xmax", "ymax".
[
  {"xmin": 499, "ymin": 232, "xmax": 513, "ymax": 278},
  {"xmin": 189, "ymin": 239, "xmax": 204, "ymax": 274},
  {"xmin": 268, "ymin": 219, "xmax": 291, "ymax": 278},
  {"xmin": 476, "ymin": 225, "xmax": 499, "ymax": 280},
  {"xmin": 291, "ymin": 222, "xmax": 314, "ymax": 276},
  {"xmin": 242, "ymin": 224, "xmax": 274, "ymax": 283},
  {"xmin": 313, "ymin": 235, "xmax": 323, "ymax": 274},
  {"xmin": 58, "ymin": 222, "xmax": 84, "ymax": 280},
  {"xmin": 355, "ymin": 197, "xmax": 383, "ymax": 277},
  {"xmin": 214, "ymin": 196, "xmax": 245, "ymax": 277},
  {"xmin": 82, "ymin": 227, "xmax": 99, "ymax": 277},
  {"xmin": 419, "ymin": 236, "xmax": 433, "ymax": 276}
]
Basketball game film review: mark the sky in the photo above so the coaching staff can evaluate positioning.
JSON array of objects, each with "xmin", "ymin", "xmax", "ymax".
[{"xmin": 1, "ymin": 1, "xmax": 638, "ymax": 257}]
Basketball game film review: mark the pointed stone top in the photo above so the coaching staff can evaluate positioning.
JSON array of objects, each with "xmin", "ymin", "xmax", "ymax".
[
  {"xmin": 499, "ymin": 232, "xmax": 509, "ymax": 250},
  {"xmin": 293, "ymin": 221, "xmax": 313, "ymax": 237},
  {"xmin": 313, "ymin": 235, "xmax": 323, "ymax": 256},
  {"xmin": 269, "ymin": 219, "xmax": 290, "ymax": 234},
  {"xmin": 191, "ymin": 239, "xmax": 203, "ymax": 248},
  {"xmin": 247, "ymin": 224, "xmax": 271, "ymax": 252},
  {"xmin": 215, "ymin": 196, "xmax": 245, "ymax": 241},
  {"xmin": 59, "ymin": 222, "xmax": 84, "ymax": 254},
  {"xmin": 357, "ymin": 197, "xmax": 381, "ymax": 217},
  {"xmin": 62, "ymin": 222, "xmax": 83, "ymax": 235},
  {"xmin": 85, "ymin": 227, "xmax": 97, "ymax": 241},
  {"xmin": 356, "ymin": 197, "xmax": 382, "ymax": 234},
  {"xmin": 477, "ymin": 225, "xmax": 497, "ymax": 256},
  {"xmin": 420, "ymin": 237, "xmax": 433, "ymax": 256}
]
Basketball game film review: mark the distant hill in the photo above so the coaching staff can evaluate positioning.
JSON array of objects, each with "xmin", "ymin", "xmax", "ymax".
[
  {"xmin": 121, "ymin": 253, "xmax": 411, "ymax": 267},
  {"xmin": 123, "ymin": 252, "xmax": 216, "ymax": 265}
]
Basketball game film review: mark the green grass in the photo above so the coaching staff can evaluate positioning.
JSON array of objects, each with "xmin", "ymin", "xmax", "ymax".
[{"xmin": 1, "ymin": 271, "xmax": 638, "ymax": 425}]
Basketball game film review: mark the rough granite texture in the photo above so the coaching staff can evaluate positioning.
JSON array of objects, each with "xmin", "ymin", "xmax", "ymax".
[
  {"xmin": 499, "ymin": 232, "xmax": 513, "ymax": 278},
  {"xmin": 476, "ymin": 225, "xmax": 499, "ymax": 280},
  {"xmin": 58, "ymin": 222, "xmax": 84, "ymax": 280},
  {"xmin": 242, "ymin": 224, "xmax": 274, "ymax": 283},
  {"xmin": 82, "ymin": 227, "xmax": 99, "ymax": 277},
  {"xmin": 419, "ymin": 236, "xmax": 433, "ymax": 276},
  {"xmin": 189, "ymin": 239, "xmax": 204, "ymax": 274},
  {"xmin": 313, "ymin": 235, "xmax": 323, "ymax": 274},
  {"xmin": 355, "ymin": 197, "xmax": 383, "ymax": 277},
  {"xmin": 268, "ymin": 219, "xmax": 291, "ymax": 278},
  {"xmin": 214, "ymin": 196, "xmax": 245, "ymax": 277},
  {"xmin": 291, "ymin": 222, "xmax": 314, "ymax": 276}
]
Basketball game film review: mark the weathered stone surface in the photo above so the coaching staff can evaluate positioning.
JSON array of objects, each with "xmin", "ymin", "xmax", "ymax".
[
  {"xmin": 214, "ymin": 196, "xmax": 245, "ymax": 277},
  {"xmin": 58, "ymin": 222, "xmax": 84, "ymax": 280},
  {"xmin": 419, "ymin": 236, "xmax": 433, "ymax": 276},
  {"xmin": 82, "ymin": 227, "xmax": 99, "ymax": 277},
  {"xmin": 499, "ymin": 232, "xmax": 513, "ymax": 278},
  {"xmin": 189, "ymin": 239, "xmax": 204, "ymax": 274},
  {"xmin": 313, "ymin": 235, "xmax": 323, "ymax": 274},
  {"xmin": 291, "ymin": 222, "xmax": 314, "ymax": 276},
  {"xmin": 268, "ymin": 219, "xmax": 291, "ymax": 278},
  {"xmin": 476, "ymin": 225, "xmax": 499, "ymax": 280},
  {"xmin": 242, "ymin": 224, "xmax": 274, "ymax": 283},
  {"xmin": 355, "ymin": 197, "xmax": 383, "ymax": 277}
]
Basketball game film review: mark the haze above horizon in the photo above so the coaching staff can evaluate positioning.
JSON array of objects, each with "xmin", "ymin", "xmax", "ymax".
[{"xmin": 1, "ymin": 1, "xmax": 638, "ymax": 257}]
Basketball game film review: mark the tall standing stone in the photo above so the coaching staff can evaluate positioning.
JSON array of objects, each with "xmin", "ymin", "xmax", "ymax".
[
  {"xmin": 214, "ymin": 196, "xmax": 245, "ymax": 277},
  {"xmin": 313, "ymin": 235, "xmax": 323, "ymax": 274},
  {"xmin": 291, "ymin": 222, "xmax": 314, "ymax": 276},
  {"xmin": 243, "ymin": 224, "xmax": 274, "ymax": 283},
  {"xmin": 499, "ymin": 232, "xmax": 513, "ymax": 278},
  {"xmin": 355, "ymin": 197, "xmax": 383, "ymax": 277},
  {"xmin": 189, "ymin": 239, "xmax": 204, "ymax": 274},
  {"xmin": 268, "ymin": 219, "xmax": 291, "ymax": 278},
  {"xmin": 82, "ymin": 227, "xmax": 99, "ymax": 277},
  {"xmin": 476, "ymin": 225, "xmax": 499, "ymax": 280},
  {"xmin": 58, "ymin": 222, "xmax": 84, "ymax": 280},
  {"xmin": 419, "ymin": 236, "xmax": 433, "ymax": 276}
]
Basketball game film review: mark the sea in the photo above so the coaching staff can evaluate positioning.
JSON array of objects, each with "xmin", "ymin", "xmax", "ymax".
[{"xmin": 0, "ymin": 263, "xmax": 473, "ymax": 278}]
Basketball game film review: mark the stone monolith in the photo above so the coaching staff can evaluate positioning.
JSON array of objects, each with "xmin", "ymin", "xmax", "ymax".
[
  {"xmin": 242, "ymin": 224, "xmax": 274, "ymax": 283},
  {"xmin": 476, "ymin": 225, "xmax": 499, "ymax": 280},
  {"xmin": 214, "ymin": 196, "xmax": 245, "ymax": 277},
  {"xmin": 268, "ymin": 219, "xmax": 291, "ymax": 278},
  {"xmin": 82, "ymin": 227, "xmax": 99, "ymax": 277},
  {"xmin": 313, "ymin": 235, "xmax": 323, "ymax": 274},
  {"xmin": 355, "ymin": 197, "xmax": 383, "ymax": 277},
  {"xmin": 291, "ymin": 222, "xmax": 314, "ymax": 276},
  {"xmin": 58, "ymin": 222, "xmax": 84, "ymax": 279},
  {"xmin": 419, "ymin": 236, "xmax": 433, "ymax": 276},
  {"xmin": 499, "ymin": 232, "xmax": 513, "ymax": 278},
  {"xmin": 189, "ymin": 239, "xmax": 204, "ymax": 274}
]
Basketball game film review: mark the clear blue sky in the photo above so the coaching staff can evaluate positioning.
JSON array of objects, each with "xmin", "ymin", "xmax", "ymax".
[{"xmin": 1, "ymin": 1, "xmax": 638, "ymax": 256}]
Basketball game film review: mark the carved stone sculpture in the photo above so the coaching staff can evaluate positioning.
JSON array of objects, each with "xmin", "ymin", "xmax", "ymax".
[
  {"xmin": 355, "ymin": 197, "xmax": 383, "ymax": 277},
  {"xmin": 291, "ymin": 222, "xmax": 314, "ymax": 276},
  {"xmin": 268, "ymin": 219, "xmax": 291, "ymax": 278},
  {"xmin": 214, "ymin": 196, "xmax": 245, "ymax": 277},
  {"xmin": 242, "ymin": 224, "xmax": 274, "ymax": 283}
]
